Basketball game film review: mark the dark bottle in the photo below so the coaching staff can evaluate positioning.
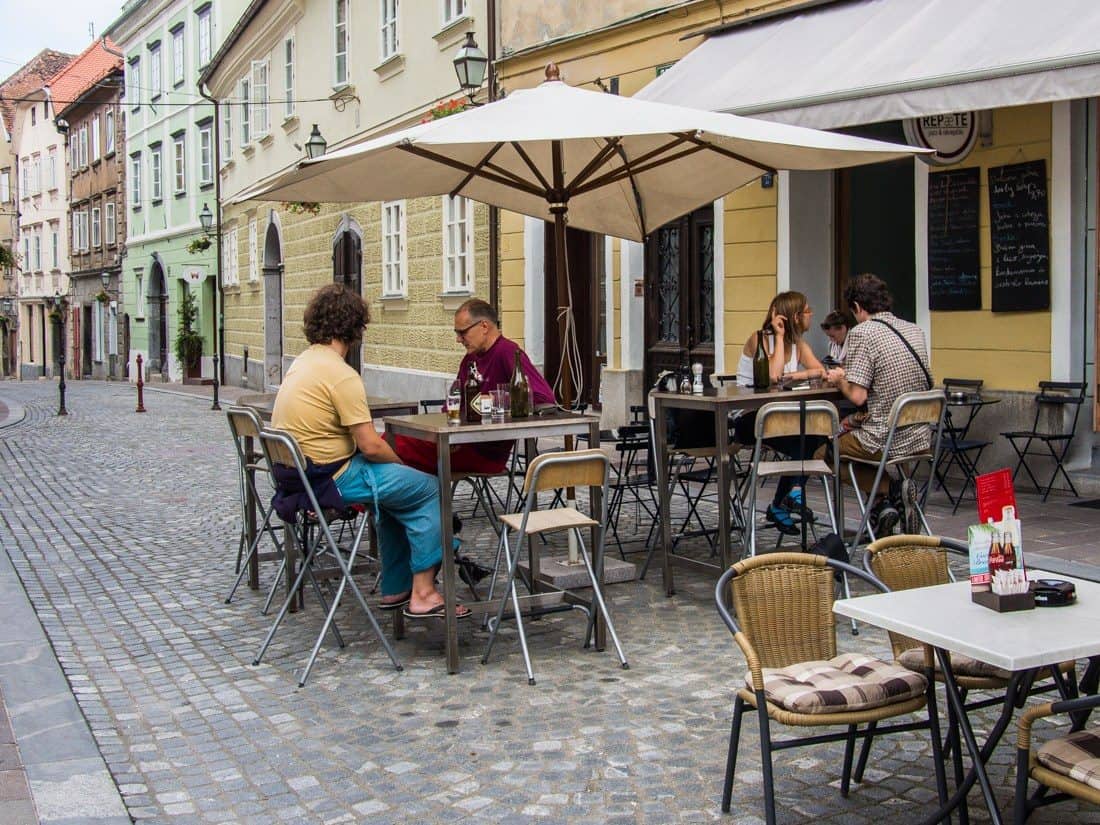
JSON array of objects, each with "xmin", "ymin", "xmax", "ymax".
[
  {"xmin": 752, "ymin": 328, "xmax": 771, "ymax": 390},
  {"xmin": 988, "ymin": 531, "xmax": 1005, "ymax": 575},
  {"xmin": 464, "ymin": 362, "xmax": 482, "ymax": 424},
  {"xmin": 510, "ymin": 350, "xmax": 530, "ymax": 419},
  {"xmin": 1002, "ymin": 530, "xmax": 1016, "ymax": 571}
]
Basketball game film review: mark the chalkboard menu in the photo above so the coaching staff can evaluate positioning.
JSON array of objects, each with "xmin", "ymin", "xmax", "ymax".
[
  {"xmin": 927, "ymin": 167, "xmax": 981, "ymax": 310},
  {"xmin": 989, "ymin": 160, "xmax": 1050, "ymax": 312}
]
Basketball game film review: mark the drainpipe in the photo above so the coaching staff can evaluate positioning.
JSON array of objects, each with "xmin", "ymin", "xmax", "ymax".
[
  {"xmin": 487, "ymin": 0, "xmax": 499, "ymax": 314},
  {"xmin": 198, "ymin": 82, "xmax": 224, "ymax": 385}
]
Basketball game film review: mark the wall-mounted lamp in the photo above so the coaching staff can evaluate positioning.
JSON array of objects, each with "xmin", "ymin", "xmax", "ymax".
[
  {"xmin": 760, "ymin": 172, "xmax": 775, "ymax": 189},
  {"xmin": 304, "ymin": 124, "xmax": 327, "ymax": 160},
  {"xmin": 54, "ymin": 116, "xmax": 70, "ymax": 136},
  {"xmin": 453, "ymin": 32, "xmax": 488, "ymax": 104},
  {"xmin": 198, "ymin": 202, "xmax": 214, "ymax": 236},
  {"xmin": 978, "ymin": 110, "xmax": 994, "ymax": 148}
]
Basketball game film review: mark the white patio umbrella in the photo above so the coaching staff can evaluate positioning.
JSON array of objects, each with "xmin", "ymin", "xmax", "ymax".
[{"xmin": 243, "ymin": 65, "xmax": 924, "ymax": 406}]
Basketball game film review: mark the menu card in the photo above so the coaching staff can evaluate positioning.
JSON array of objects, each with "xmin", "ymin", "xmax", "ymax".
[
  {"xmin": 969, "ymin": 505, "xmax": 1027, "ymax": 596},
  {"xmin": 976, "ymin": 468, "xmax": 1016, "ymax": 523}
]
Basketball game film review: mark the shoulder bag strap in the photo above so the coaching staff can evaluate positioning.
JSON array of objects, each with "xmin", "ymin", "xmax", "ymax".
[{"xmin": 869, "ymin": 318, "xmax": 933, "ymax": 391}]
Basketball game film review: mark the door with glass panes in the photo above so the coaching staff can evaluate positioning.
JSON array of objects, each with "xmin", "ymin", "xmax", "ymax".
[{"xmin": 644, "ymin": 205, "xmax": 715, "ymax": 388}]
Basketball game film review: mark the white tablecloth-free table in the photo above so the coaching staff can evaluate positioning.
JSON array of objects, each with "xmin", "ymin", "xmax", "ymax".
[{"xmin": 834, "ymin": 572, "xmax": 1100, "ymax": 824}]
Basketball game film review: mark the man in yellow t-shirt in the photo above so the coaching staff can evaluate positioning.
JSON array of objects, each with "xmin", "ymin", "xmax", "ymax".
[{"xmin": 273, "ymin": 284, "xmax": 468, "ymax": 619}]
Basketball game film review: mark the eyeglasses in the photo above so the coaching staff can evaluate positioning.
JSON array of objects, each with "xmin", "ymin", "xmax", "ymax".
[{"xmin": 454, "ymin": 320, "xmax": 483, "ymax": 337}]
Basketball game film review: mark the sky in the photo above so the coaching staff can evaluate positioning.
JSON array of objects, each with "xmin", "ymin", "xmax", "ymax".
[{"xmin": 0, "ymin": 0, "xmax": 125, "ymax": 81}]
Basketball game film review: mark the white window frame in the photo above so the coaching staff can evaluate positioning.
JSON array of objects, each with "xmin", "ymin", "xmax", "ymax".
[
  {"xmin": 105, "ymin": 202, "xmax": 116, "ymax": 246},
  {"xmin": 283, "ymin": 36, "xmax": 295, "ymax": 118},
  {"xmin": 197, "ymin": 7, "xmax": 212, "ymax": 66},
  {"xmin": 221, "ymin": 104, "xmax": 232, "ymax": 160},
  {"xmin": 231, "ymin": 227, "xmax": 240, "ymax": 285},
  {"xmin": 172, "ymin": 134, "xmax": 186, "ymax": 194},
  {"xmin": 31, "ymin": 155, "xmax": 41, "ymax": 194},
  {"xmin": 135, "ymin": 271, "xmax": 145, "ymax": 319},
  {"xmin": 33, "ymin": 232, "xmax": 41, "ymax": 271},
  {"xmin": 50, "ymin": 224, "xmax": 58, "ymax": 268},
  {"xmin": 93, "ymin": 301, "xmax": 105, "ymax": 362},
  {"xmin": 0, "ymin": 168, "xmax": 9, "ymax": 202},
  {"xmin": 239, "ymin": 78, "xmax": 251, "ymax": 145},
  {"xmin": 149, "ymin": 44, "xmax": 162, "ymax": 98},
  {"xmin": 442, "ymin": 0, "xmax": 467, "ymax": 26},
  {"xmin": 150, "ymin": 146, "xmax": 162, "ymax": 202},
  {"xmin": 79, "ymin": 125, "xmax": 88, "ymax": 168},
  {"xmin": 92, "ymin": 207, "xmax": 101, "ymax": 248},
  {"xmin": 128, "ymin": 58, "xmax": 140, "ymax": 112},
  {"xmin": 381, "ymin": 200, "xmax": 407, "ymax": 297},
  {"xmin": 22, "ymin": 238, "xmax": 29, "ymax": 270},
  {"xmin": 20, "ymin": 161, "xmax": 28, "ymax": 199},
  {"xmin": 250, "ymin": 60, "xmax": 269, "ymax": 138},
  {"xmin": 248, "ymin": 219, "xmax": 258, "ymax": 281},
  {"xmin": 105, "ymin": 110, "xmax": 115, "ymax": 154},
  {"xmin": 442, "ymin": 195, "xmax": 474, "ymax": 293},
  {"xmin": 91, "ymin": 117, "xmax": 100, "ymax": 162},
  {"xmin": 70, "ymin": 138, "xmax": 78, "ymax": 171},
  {"xmin": 379, "ymin": 0, "xmax": 399, "ymax": 61},
  {"xmin": 198, "ymin": 123, "xmax": 213, "ymax": 185},
  {"xmin": 334, "ymin": 0, "xmax": 349, "ymax": 86},
  {"xmin": 172, "ymin": 27, "xmax": 185, "ymax": 85},
  {"xmin": 130, "ymin": 153, "xmax": 142, "ymax": 207},
  {"xmin": 80, "ymin": 211, "xmax": 89, "ymax": 251},
  {"xmin": 47, "ymin": 149, "xmax": 55, "ymax": 189}
]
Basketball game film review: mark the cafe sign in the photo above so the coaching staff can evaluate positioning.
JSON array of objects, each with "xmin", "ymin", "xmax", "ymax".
[
  {"xmin": 904, "ymin": 112, "xmax": 978, "ymax": 166},
  {"xmin": 181, "ymin": 266, "xmax": 207, "ymax": 284}
]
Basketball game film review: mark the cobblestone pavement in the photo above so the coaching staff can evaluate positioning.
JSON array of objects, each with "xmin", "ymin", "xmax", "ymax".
[{"xmin": 0, "ymin": 380, "xmax": 1097, "ymax": 824}]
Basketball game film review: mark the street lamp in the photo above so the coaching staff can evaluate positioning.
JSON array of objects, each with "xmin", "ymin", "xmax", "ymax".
[
  {"xmin": 304, "ymin": 124, "xmax": 327, "ymax": 160},
  {"xmin": 49, "ymin": 290, "xmax": 67, "ymax": 416},
  {"xmin": 196, "ymin": 204, "xmax": 221, "ymax": 410},
  {"xmin": 453, "ymin": 32, "xmax": 488, "ymax": 104}
]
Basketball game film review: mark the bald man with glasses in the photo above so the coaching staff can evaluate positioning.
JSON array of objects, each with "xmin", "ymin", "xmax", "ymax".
[{"xmin": 394, "ymin": 298, "xmax": 555, "ymax": 475}]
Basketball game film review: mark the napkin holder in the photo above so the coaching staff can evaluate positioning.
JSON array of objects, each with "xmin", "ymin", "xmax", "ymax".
[{"xmin": 972, "ymin": 589, "xmax": 1035, "ymax": 613}]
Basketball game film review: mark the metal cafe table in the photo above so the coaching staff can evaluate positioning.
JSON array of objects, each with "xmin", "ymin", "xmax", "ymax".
[
  {"xmin": 835, "ymin": 574, "xmax": 1100, "ymax": 824},
  {"xmin": 652, "ymin": 383, "xmax": 842, "ymax": 595},
  {"xmin": 238, "ymin": 393, "xmax": 418, "ymax": 606},
  {"xmin": 383, "ymin": 410, "xmax": 602, "ymax": 674}
]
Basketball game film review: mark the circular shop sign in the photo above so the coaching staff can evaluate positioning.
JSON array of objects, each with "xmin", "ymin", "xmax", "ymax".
[{"xmin": 904, "ymin": 112, "xmax": 978, "ymax": 166}]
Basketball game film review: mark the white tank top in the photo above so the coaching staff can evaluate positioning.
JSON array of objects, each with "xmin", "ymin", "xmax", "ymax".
[{"xmin": 736, "ymin": 332, "xmax": 800, "ymax": 386}]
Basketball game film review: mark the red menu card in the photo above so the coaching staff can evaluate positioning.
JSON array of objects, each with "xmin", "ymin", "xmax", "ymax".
[{"xmin": 976, "ymin": 468, "xmax": 1017, "ymax": 524}]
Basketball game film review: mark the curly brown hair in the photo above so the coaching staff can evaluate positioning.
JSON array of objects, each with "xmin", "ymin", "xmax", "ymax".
[
  {"xmin": 303, "ymin": 284, "xmax": 370, "ymax": 346},
  {"xmin": 844, "ymin": 273, "xmax": 893, "ymax": 315}
]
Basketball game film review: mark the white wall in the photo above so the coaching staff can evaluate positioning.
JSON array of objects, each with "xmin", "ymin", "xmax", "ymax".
[{"xmin": 785, "ymin": 169, "xmax": 834, "ymax": 359}]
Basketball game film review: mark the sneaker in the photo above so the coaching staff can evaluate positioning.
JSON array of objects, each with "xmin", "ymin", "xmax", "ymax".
[
  {"xmin": 901, "ymin": 479, "xmax": 921, "ymax": 535},
  {"xmin": 765, "ymin": 504, "xmax": 800, "ymax": 536},
  {"xmin": 781, "ymin": 491, "xmax": 816, "ymax": 524},
  {"xmin": 870, "ymin": 497, "xmax": 900, "ymax": 536}
]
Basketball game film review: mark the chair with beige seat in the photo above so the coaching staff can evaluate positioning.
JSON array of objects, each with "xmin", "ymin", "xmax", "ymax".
[
  {"xmin": 1015, "ymin": 693, "xmax": 1100, "ymax": 822},
  {"xmin": 715, "ymin": 552, "xmax": 947, "ymax": 824},
  {"xmin": 482, "ymin": 448, "xmax": 629, "ymax": 685}
]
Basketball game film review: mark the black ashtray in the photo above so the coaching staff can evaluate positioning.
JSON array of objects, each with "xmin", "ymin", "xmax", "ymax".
[{"xmin": 1030, "ymin": 578, "xmax": 1077, "ymax": 607}]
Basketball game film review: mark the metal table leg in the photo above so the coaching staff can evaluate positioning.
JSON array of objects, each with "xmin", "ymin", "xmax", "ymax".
[
  {"xmin": 437, "ymin": 433, "xmax": 460, "ymax": 674},
  {"xmin": 655, "ymin": 396, "xmax": 675, "ymax": 596}
]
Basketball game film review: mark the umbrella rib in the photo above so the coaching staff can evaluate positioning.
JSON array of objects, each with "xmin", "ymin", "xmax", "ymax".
[
  {"xmin": 571, "ymin": 134, "xmax": 696, "ymax": 195},
  {"xmin": 449, "ymin": 142, "xmax": 506, "ymax": 198},
  {"xmin": 508, "ymin": 142, "xmax": 554, "ymax": 195},
  {"xmin": 480, "ymin": 160, "xmax": 545, "ymax": 191},
  {"xmin": 572, "ymin": 144, "xmax": 710, "ymax": 197},
  {"xmin": 678, "ymin": 132, "xmax": 777, "ymax": 174},
  {"xmin": 397, "ymin": 144, "xmax": 545, "ymax": 199},
  {"xmin": 564, "ymin": 137, "xmax": 623, "ymax": 193}
]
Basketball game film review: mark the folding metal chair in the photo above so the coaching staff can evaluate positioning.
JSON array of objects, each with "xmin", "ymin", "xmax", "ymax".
[
  {"xmin": 1001, "ymin": 380, "xmax": 1086, "ymax": 501},
  {"xmin": 744, "ymin": 400, "xmax": 840, "ymax": 556},
  {"xmin": 482, "ymin": 448, "xmax": 629, "ymax": 685},
  {"xmin": 937, "ymin": 378, "xmax": 992, "ymax": 513},
  {"xmin": 251, "ymin": 428, "xmax": 402, "ymax": 686},
  {"xmin": 224, "ymin": 405, "xmax": 285, "ymax": 611},
  {"xmin": 845, "ymin": 389, "xmax": 946, "ymax": 550},
  {"xmin": 606, "ymin": 424, "xmax": 660, "ymax": 559}
]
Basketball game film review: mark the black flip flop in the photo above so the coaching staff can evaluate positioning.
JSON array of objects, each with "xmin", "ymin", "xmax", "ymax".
[
  {"xmin": 402, "ymin": 604, "xmax": 471, "ymax": 620},
  {"xmin": 378, "ymin": 592, "xmax": 411, "ymax": 611}
]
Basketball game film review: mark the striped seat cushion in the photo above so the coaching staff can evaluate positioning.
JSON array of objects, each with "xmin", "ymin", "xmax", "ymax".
[
  {"xmin": 1037, "ymin": 729, "xmax": 1100, "ymax": 791},
  {"xmin": 746, "ymin": 652, "xmax": 927, "ymax": 714},
  {"xmin": 897, "ymin": 647, "xmax": 1011, "ymax": 681}
]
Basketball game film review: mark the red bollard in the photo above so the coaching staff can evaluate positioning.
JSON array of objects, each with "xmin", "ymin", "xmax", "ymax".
[{"xmin": 135, "ymin": 353, "xmax": 147, "ymax": 413}]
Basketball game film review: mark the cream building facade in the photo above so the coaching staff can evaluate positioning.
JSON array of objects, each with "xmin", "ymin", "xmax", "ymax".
[{"xmin": 202, "ymin": 0, "xmax": 492, "ymax": 399}]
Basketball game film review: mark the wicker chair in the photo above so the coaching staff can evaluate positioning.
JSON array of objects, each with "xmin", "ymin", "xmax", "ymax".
[
  {"xmin": 1015, "ymin": 693, "xmax": 1100, "ymax": 822},
  {"xmin": 715, "ymin": 552, "xmax": 947, "ymax": 823}
]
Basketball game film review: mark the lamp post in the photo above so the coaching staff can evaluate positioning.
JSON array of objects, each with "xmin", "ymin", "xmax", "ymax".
[
  {"xmin": 198, "ymin": 203, "xmax": 220, "ymax": 410},
  {"xmin": 49, "ymin": 290, "xmax": 67, "ymax": 415},
  {"xmin": 453, "ymin": 32, "xmax": 488, "ymax": 104},
  {"xmin": 0, "ymin": 297, "xmax": 11, "ymax": 377}
]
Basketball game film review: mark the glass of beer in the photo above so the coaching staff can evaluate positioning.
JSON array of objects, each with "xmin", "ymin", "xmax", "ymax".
[{"xmin": 446, "ymin": 381, "xmax": 462, "ymax": 425}]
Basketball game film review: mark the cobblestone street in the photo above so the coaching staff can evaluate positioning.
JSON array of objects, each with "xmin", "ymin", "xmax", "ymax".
[{"xmin": 0, "ymin": 380, "xmax": 1097, "ymax": 824}]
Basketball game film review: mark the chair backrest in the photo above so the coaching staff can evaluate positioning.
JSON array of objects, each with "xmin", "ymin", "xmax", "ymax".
[
  {"xmin": 1032, "ymin": 380, "xmax": 1086, "ymax": 436},
  {"xmin": 226, "ymin": 405, "xmax": 264, "ymax": 442},
  {"xmin": 522, "ymin": 448, "xmax": 609, "ymax": 496},
  {"xmin": 754, "ymin": 400, "xmax": 839, "ymax": 442},
  {"xmin": 419, "ymin": 398, "xmax": 446, "ymax": 414},
  {"xmin": 880, "ymin": 388, "xmax": 946, "ymax": 459},
  {"xmin": 725, "ymin": 552, "xmax": 837, "ymax": 668}
]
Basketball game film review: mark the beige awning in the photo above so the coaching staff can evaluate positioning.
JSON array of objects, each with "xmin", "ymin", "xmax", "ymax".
[{"xmin": 637, "ymin": 0, "xmax": 1100, "ymax": 129}]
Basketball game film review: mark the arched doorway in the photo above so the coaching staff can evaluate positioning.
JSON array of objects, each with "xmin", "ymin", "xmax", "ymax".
[
  {"xmin": 263, "ymin": 216, "xmax": 284, "ymax": 387},
  {"xmin": 332, "ymin": 215, "xmax": 363, "ymax": 374},
  {"xmin": 147, "ymin": 257, "xmax": 168, "ymax": 375}
]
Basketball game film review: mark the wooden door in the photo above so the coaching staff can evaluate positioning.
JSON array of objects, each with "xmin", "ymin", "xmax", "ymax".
[
  {"xmin": 644, "ymin": 205, "xmax": 715, "ymax": 388},
  {"xmin": 543, "ymin": 224, "xmax": 605, "ymax": 409},
  {"xmin": 332, "ymin": 230, "xmax": 362, "ymax": 373}
]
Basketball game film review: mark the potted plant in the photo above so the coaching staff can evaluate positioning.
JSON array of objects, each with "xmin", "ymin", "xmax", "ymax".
[
  {"xmin": 187, "ymin": 236, "xmax": 212, "ymax": 255},
  {"xmin": 174, "ymin": 288, "xmax": 204, "ymax": 380},
  {"xmin": 94, "ymin": 289, "xmax": 110, "ymax": 304},
  {"xmin": 0, "ymin": 244, "xmax": 14, "ymax": 270}
]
